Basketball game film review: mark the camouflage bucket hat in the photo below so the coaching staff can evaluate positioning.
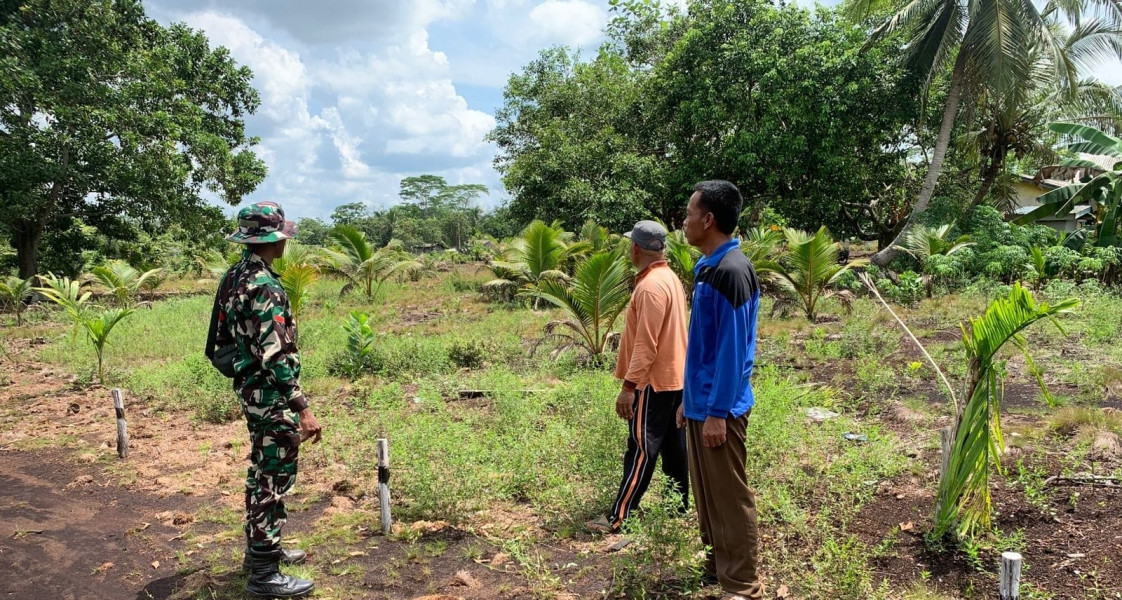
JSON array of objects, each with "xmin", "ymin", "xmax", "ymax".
[{"xmin": 226, "ymin": 201, "xmax": 298, "ymax": 244}]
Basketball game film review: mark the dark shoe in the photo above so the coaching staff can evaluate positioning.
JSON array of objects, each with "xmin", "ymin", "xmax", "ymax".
[
  {"xmin": 242, "ymin": 547, "xmax": 307, "ymax": 571},
  {"xmin": 245, "ymin": 549, "xmax": 314, "ymax": 598}
]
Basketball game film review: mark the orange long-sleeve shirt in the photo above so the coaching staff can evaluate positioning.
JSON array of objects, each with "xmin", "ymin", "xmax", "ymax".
[{"xmin": 614, "ymin": 261, "xmax": 688, "ymax": 392}]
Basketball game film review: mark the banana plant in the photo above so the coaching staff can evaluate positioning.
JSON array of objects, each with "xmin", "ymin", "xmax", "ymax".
[
  {"xmin": 1014, "ymin": 123, "xmax": 1122, "ymax": 245},
  {"xmin": 0, "ymin": 276, "xmax": 34, "ymax": 326},
  {"xmin": 528, "ymin": 249, "xmax": 632, "ymax": 364},
  {"xmin": 934, "ymin": 284, "xmax": 1077, "ymax": 538},
  {"xmin": 756, "ymin": 227, "xmax": 867, "ymax": 322},
  {"xmin": 89, "ymin": 260, "xmax": 164, "ymax": 307},
  {"xmin": 83, "ymin": 308, "xmax": 135, "ymax": 384}
]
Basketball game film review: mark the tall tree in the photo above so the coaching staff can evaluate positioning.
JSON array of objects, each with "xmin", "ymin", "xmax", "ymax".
[
  {"xmin": 848, "ymin": 0, "xmax": 1122, "ymax": 265},
  {"xmin": 0, "ymin": 0, "xmax": 266, "ymax": 277}
]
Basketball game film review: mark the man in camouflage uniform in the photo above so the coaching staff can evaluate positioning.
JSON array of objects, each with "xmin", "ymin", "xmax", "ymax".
[{"xmin": 216, "ymin": 201, "xmax": 323, "ymax": 598}]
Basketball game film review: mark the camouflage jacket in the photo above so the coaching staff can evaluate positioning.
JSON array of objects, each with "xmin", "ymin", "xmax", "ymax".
[{"xmin": 216, "ymin": 250, "xmax": 308, "ymax": 413}]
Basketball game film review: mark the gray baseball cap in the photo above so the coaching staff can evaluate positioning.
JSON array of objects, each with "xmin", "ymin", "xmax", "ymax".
[{"xmin": 624, "ymin": 220, "xmax": 668, "ymax": 251}]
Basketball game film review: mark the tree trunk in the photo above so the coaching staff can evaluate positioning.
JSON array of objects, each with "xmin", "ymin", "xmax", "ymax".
[
  {"xmin": 13, "ymin": 219, "xmax": 45, "ymax": 280},
  {"xmin": 871, "ymin": 53, "xmax": 970, "ymax": 266},
  {"xmin": 971, "ymin": 167, "xmax": 998, "ymax": 212}
]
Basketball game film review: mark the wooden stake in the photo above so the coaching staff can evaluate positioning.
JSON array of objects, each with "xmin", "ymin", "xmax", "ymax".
[
  {"xmin": 377, "ymin": 438, "xmax": 392, "ymax": 535},
  {"xmin": 111, "ymin": 389, "xmax": 129, "ymax": 459},
  {"xmin": 1000, "ymin": 552, "xmax": 1022, "ymax": 600}
]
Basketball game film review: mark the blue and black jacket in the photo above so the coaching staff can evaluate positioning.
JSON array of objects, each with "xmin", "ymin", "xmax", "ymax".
[{"xmin": 683, "ymin": 239, "xmax": 761, "ymax": 421}]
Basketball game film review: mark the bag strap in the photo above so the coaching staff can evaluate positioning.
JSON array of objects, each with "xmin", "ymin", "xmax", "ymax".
[{"xmin": 205, "ymin": 272, "xmax": 229, "ymax": 360}]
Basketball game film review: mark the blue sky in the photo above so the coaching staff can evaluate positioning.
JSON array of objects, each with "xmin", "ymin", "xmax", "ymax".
[{"xmin": 143, "ymin": 0, "xmax": 1122, "ymax": 221}]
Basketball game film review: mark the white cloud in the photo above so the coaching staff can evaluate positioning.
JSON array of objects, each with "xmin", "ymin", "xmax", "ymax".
[{"xmin": 529, "ymin": 0, "xmax": 606, "ymax": 46}]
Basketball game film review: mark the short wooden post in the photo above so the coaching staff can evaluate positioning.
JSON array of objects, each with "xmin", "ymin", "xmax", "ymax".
[
  {"xmin": 377, "ymin": 438, "xmax": 392, "ymax": 535},
  {"xmin": 111, "ymin": 389, "xmax": 129, "ymax": 459},
  {"xmin": 1000, "ymin": 552, "xmax": 1023, "ymax": 600}
]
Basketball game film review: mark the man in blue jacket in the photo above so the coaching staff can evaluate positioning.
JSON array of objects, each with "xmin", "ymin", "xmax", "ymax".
[{"xmin": 676, "ymin": 180, "xmax": 763, "ymax": 600}]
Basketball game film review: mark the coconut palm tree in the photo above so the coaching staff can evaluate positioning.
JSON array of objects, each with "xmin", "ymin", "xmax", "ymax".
[
  {"xmin": 757, "ymin": 227, "xmax": 868, "ymax": 322},
  {"xmin": 935, "ymin": 284, "xmax": 1077, "ymax": 538},
  {"xmin": 849, "ymin": 0, "xmax": 1122, "ymax": 265},
  {"xmin": 901, "ymin": 224, "xmax": 975, "ymax": 296},
  {"xmin": 529, "ymin": 249, "xmax": 632, "ymax": 363},
  {"xmin": 0, "ymin": 276, "xmax": 34, "ymax": 326}
]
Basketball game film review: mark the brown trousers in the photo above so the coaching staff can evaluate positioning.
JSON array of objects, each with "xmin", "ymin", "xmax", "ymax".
[{"xmin": 687, "ymin": 412, "xmax": 763, "ymax": 598}]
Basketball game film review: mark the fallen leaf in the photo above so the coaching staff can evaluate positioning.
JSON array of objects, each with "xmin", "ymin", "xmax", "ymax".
[
  {"xmin": 93, "ymin": 562, "xmax": 114, "ymax": 574},
  {"xmin": 151, "ymin": 560, "xmax": 160, "ymax": 569},
  {"xmin": 776, "ymin": 584, "xmax": 791, "ymax": 598},
  {"xmin": 348, "ymin": 551, "xmax": 365, "ymax": 557},
  {"xmin": 490, "ymin": 552, "xmax": 509, "ymax": 567},
  {"xmin": 899, "ymin": 522, "xmax": 914, "ymax": 532}
]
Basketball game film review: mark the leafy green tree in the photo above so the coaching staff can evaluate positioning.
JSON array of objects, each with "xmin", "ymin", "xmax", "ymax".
[
  {"xmin": 530, "ymin": 249, "xmax": 632, "ymax": 363},
  {"xmin": 757, "ymin": 227, "xmax": 868, "ymax": 322},
  {"xmin": 0, "ymin": 276, "xmax": 33, "ymax": 325},
  {"xmin": 0, "ymin": 0, "xmax": 267, "ymax": 278},
  {"xmin": 1015, "ymin": 123, "xmax": 1122, "ymax": 245},
  {"xmin": 330, "ymin": 203, "xmax": 370, "ymax": 226},
  {"xmin": 296, "ymin": 218, "xmax": 332, "ymax": 247},
  {"xmin": 849, "ymin": 0, "xmax": 1122, "ymax": 265},
  {"xmin": 935, "ymin": 285, "xmax": 1077, "ymax": 538}
]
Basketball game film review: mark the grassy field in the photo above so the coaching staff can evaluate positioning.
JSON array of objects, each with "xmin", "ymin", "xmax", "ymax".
[{"xmin": 2, "ymin": 266, "xmax": 1121, "ymax": 599}]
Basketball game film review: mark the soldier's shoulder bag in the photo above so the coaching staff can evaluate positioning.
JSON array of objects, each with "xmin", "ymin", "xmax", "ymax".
[{"xmin": 205, "ymin": 278, "xmax": 239, "ymax": 379}]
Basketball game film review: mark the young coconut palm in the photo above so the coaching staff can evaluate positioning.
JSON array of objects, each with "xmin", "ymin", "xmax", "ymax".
[
  {"xmin": 0, "ymin": 276, "xmax": 34, "ymax": 326},
  {"xmin": 90, "ymin": 260, "xmax": 164, "ymax": 307},
  {"xmin": 934, "ymin": 284, "xmax": 1077, "ymax": 538},
  {"xmin": 324, "ymin": 226, "xmax": 421, "ymax": 298},
  {"xmin": 665, "ymin": 230, "xmax": 701, "ymax": 299},
  {"xmin": 83, "ymin": 307, "xmax": 135, "ymax": 385},
  {"xmin": 529, "ymin": 249, "xmax": 632, "ymax": 365},
  {"xmin": 901, "ymin": 224, "xmax": 975, "ymax": 297},
  {"xmin": 756, "ymin": 227, "xmax": 867, "ymax": 322},
  {"xmin": 35, "ymin": 274, "xmax": 94, "ymax": 339},
  {"xmin": 484, "ymin": 220, "xmax": 591, "ymax": 308},
  {"xmin": 272, "ymin": 240, "xmax": 326, "ymax": 340}
]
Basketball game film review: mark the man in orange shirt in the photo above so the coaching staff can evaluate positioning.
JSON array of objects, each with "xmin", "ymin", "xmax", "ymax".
[{"xmin": 587, "ymin": 221, "xmax": 689, "ymax": 534}]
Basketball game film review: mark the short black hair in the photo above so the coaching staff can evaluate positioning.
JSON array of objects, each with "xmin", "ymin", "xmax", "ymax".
[{"xmin": 693, "ymin": 180, "xmax": 743, "ymax": 235}]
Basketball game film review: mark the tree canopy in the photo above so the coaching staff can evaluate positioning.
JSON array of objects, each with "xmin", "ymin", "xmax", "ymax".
[
  {"xmin": 489, "ymin": 0, "xmax": 921, "ymax": 240},
  {"xmin": 0, "ymin": 0, "xmax": 266, "ymax": 277}
]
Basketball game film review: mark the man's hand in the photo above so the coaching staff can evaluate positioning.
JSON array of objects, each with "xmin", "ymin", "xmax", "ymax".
[
  {"xmin": 615, "ymin": 389, "xmax": 635, "ymax": 420},
  {"xmin": 702, "ymin": 416, "xmax": 726, "ymax": 448},
  {"xmin": 676, "ymin": 403, "xmax": 686, "ymax": 429},
  {"xmin": 298, "ymin": 408, "xmax": 322, "ymax": 444}
]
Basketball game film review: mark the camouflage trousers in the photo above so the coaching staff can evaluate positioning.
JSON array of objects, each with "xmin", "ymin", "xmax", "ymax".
[{"xmin": 240, "ymin": 388, "xmax": 302, "ymax": 552}]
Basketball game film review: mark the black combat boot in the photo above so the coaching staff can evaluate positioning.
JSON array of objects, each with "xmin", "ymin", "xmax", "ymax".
[
  {"xmin": 242, "ymin": 546, "xmax": 307, "ymax": 571},
  {"xmin": 245, "ymin": 548, "xmax": 315, "ymax": 598}
]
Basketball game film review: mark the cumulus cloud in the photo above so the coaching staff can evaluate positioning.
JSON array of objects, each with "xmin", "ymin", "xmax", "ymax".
[{"xmin": 529, "ymin": 0, "xmax": 606, "ymax": 46}]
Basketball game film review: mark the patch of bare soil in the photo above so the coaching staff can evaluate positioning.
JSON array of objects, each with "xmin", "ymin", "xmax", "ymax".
[
  {"xmin": 852, "ymin": 452, "xmax": 1122, "ymax": 599},
  {"xmin": 0, "ymin": 448, "xmax": 200, "ymax": 600},
  {"xmin": 0, "ymin": 351, "xmax": 619, "ymax": 600}
]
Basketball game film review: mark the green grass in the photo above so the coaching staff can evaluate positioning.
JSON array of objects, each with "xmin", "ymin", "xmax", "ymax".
[{"xmin": 7, "ymin": 269, "xmax": 1122, "ymax": 599}]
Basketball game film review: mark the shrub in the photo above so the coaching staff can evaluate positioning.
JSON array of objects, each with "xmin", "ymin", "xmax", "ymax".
[
  {"xmin": 448, "ymin": 339, "xmax": 489, "ymax": 369},
  {"xmin": 330, "ymin": 311, "xmax": 379, "ymax": 379}
]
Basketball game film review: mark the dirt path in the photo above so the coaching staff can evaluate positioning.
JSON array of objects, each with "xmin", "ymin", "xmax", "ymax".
[{"xmin": 0, "ymin": 448, "xmax": 201, "ymax": 600}]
